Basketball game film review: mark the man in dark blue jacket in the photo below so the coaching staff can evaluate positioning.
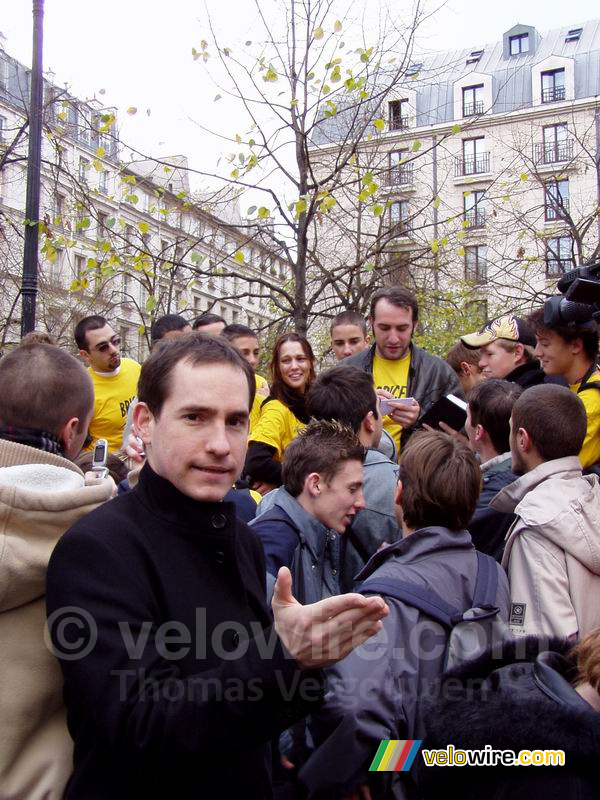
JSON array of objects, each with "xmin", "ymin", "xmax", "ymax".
[{"xmin": 465, "ymin": 378, "xmax": 522, "ymax": 561}]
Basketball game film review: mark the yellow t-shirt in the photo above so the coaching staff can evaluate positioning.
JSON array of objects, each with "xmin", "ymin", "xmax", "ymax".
[
  {"xmin": 372, "ymin": 351, "xmax": 411, "ymax": 454},
  {"xmin": 250, "ymin": 398, "xmax": 304, "ymax": 461},
  {"xmin": 570, "ymin": 371, "xmax": 600, "ymax": 469},
  {"xmin": 87, "ymin": 358, "xmax": 141, "ymax": 453},
  {"xmin": 249, "ymin": 374, "xmax": 270, "ymax": 435}
]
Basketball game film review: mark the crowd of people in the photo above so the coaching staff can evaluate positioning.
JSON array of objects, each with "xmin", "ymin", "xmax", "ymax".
[{"xmin": 0, "ymin": 284, "xmax": 599, "ymax": 799}]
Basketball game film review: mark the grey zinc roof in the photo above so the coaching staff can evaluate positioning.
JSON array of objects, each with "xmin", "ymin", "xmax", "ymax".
[{"xmin": 311, "ymin": 17, "xmax": 600, "ymax": 145}]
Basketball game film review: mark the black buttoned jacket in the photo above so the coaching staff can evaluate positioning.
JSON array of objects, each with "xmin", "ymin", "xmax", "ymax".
[{"xmin": 46, "ymin": 463, "xmax": 323, "ymax": 799}]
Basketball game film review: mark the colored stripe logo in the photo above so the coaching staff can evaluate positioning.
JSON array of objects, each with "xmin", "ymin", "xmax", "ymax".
[{"xmin": 369, "ymin": 740, "xmax": 422, "ymax": 772}]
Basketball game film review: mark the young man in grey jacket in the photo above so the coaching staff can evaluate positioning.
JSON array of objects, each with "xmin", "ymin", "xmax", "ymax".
[{"xmin": 300, "ymin": 431, "xmax": 510, "ymax": 800}]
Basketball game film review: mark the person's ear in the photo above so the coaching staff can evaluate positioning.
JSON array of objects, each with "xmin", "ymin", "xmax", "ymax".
[
  {"xmin": 514, "ymin": 343, "xmax": 525, "ymax": 363},
  {"xmin": 59, "ymin": 417, "xmax": 80, "ymax": 457},
  {"xmin": 305, "ymin": 472, "xmax": 321, "ymax": 498},
  {"xmin": 363, "ymin": 410, "xmax": 376, "ymax": 434},
  {"xmin": 394, "ymin": 479, "xmax": 403, "ymax": 507},
  {"xmin": 517, "ymin": 427, "xmax": 532, "ymax": 453},
  {"xmin": 459, "ymin": 361, "xmax": 472, "ymax": 377},
  {"xmin": 474, "ymin": 423, "xmax": 485, "ymax": 443},
  {"xmin": 133, "ymin": 402, "xmax": 154, "ymax": 446},
  {"xmin": 365, "ymin": 333, "xmax": 371, "ymax": 345},
  {"xmin": 79, "ymin": 348, "xmax": 91, "ymax": 366}
]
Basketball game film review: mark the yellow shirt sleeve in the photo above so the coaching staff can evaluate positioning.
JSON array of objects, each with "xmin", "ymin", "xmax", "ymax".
[
  {"xmin": 88, "ymin": 358, "xmax": 141, "ymax": 453},
  {"xmin": 249, "ymin": 374, "xmax": 270, "ymax": 435},
  {"xmin": 250, "ymin": 399, "xmax": 303, "ymax": 461},
  {"xmin": 571, "ymin": 374, "xmax": 600, "ymax": 468}
]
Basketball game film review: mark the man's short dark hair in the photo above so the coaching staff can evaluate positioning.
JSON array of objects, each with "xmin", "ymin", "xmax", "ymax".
[
  {"xmin": 222, "ymin": 324, "xmax": 257, "ymax": 341},
  {"xmin": 528, "ymin": 307, "xmax": 599, "ymax": 362},
  {"xmin": 511, "ymin": 384, "xmax": 587, "ymax": 461},
  {"xmin": 74, "ymin": 315, "xmax": 108, "ymax": 350},
  {"xmin": 137, "ymin": 333, "xmax": 255, "ymax": 418},
  {"xmin": 400, "ymin": 431, "xmax": 481, "ymax": 531},
  {"xmin": 446, "ymin": 341, "xmax": 481, "ymax": 373},
  {"xmin": 192, "ymin": 313, "xmax": 226, "ymax": 331},
  {"xmin": 468, "ymin": 379, "xmax": 523, "ymax": 454},
  {"xmin": 370, "ymin": 286, "xmax": 419, "ymax": 323},
  {"xmin": 282, "ymin": 420, "xmax": 365, "ymax": 498},
  {"xmin": 150, "ymin": 314, "xmax": 190, "ymax": 343},
  {"xmin": 306, "ymin": 366, "xmax": 378, "ymax": 434},
  {"xmin": 330, "ymin": 310, "xmax": 367, "ymax": 336},
  {"xmin": 0, "ymin": 344, "xmax": 94, "ymax": 437}
]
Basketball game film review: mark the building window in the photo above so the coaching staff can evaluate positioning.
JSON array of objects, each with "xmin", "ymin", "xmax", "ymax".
[
  {"xmin": 0, "ymin": 58, "xmax": 8, "ymax": 91},
  {"xmin": 232, "ymin": 309, "xmax": 239, "ymax": 324},
  {"xmin": 388, "ymin": 200, "xmax": 410, "ymax": 235},
  {"xmin": 541, "ymin": 69, "xmax": 565, "ymax": 103},
  {"xmin": 74, "ymin": 254, "xmax": 86, "ymax": 279},
  {"xmin": 545, "ymin": 179, "xmax": 569, "ymax": 221},
  {"xmin": 49, "ymin": 248, "xmax": 64, "ymax": 286},
  {"xmin": 387, "ymin": 149, "xmax": 413, "ymax": 187},
  {"xmin": 0, "ymin": 116, "xmax": 5, "ymax": 144},
  {"xmin": 465, "ymin": 245, "xmax": 487, "ymax": 282},
  {"xmin": 388, "ymin": 99, "xmax": 409, "ymax": 131},
  {"xmin": 565, "ymin": 28, "xmax": 582, "ymax": 43},
  {"xmin": 78, "ymin": 156, "xmax": 89, "ymax": 184},
  {"xmin": 98, "ymin": 169, "xmax": 109, "ymax": 194},
  {"xmin": 97, "ymin": 212, "xmax": 108, "ymax": 239},
  {"xmin": 537, "ymin": 124, "xmax": 572, "ymax": 165},
  {"xmin": 466, "ymin": 49, "xmax": 484, "ymax": 65},
  {"xmin": 457, "ymin": 138, "xmax": 489, "ymax": 176},
  {"xmin": 54, "ymin": 193, "xmax": 65, "ymax": 224},
  {"xmin": 509, "ymin": 33, "xmax": 529, "ymax": 55},
  {"xmin": 462, "ymin": 84, "xmax": 484, "ymax": 116},
  {"xmin": 193, "ymin": 295, "xmax": 202, "ymax": 313},
  {"xmin": 125, "ymin": 225, "xmax": 135, "ymax": 254},
  {"xmin": 464, "ymin": 191, "xmax": 486, "ymax": 228},
  {"xmin": 546, "ymin": 236, "xmax": 574, "ymax": 276}
]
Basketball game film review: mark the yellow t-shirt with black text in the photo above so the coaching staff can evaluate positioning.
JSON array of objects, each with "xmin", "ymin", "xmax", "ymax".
[
  {"xmin": 570, "ymin": 371, "xmax": 600, "ymax": 469},
  {"xmin": 87, "ymin": 358, "xmax": 141, "ymax": 453},
  {"xmin": 372, "ymin": 351, "xmax": 411, "ymax": 454},
  {"xmin": 249, "ymin": 374, "xmax": 270, "ymax": 435},
  {"xmin": 250, "ymin": 398, "xmax": 304, "ymax": 461}
]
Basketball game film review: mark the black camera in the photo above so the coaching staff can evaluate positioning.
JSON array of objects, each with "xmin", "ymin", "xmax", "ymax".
[{"xmin": 543, "ymin": 261, "xmax": 600, "ymax": 328}]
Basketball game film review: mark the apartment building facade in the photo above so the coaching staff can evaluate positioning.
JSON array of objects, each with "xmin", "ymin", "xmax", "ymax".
[
  {"xmin": 310, "ymin": 19, "xmax": 600, "ymax": 317},
  {"xmin": 0, "ymin": 45, "xmax": 287, "ymax": 356}
]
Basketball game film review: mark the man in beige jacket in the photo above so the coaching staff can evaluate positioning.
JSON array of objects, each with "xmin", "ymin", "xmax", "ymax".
[
  {"xmin": 0, "ymin": 343, "xmax": 113, "ymax": 799},
  {"xmin": 493, "ymin": 384, "xmax": 600, "ymax": 639}
]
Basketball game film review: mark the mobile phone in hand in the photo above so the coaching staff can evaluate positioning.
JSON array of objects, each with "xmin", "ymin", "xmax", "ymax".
[{"xmin": 91, "ymin": 439, "xmax": 109, "ymax": 479}]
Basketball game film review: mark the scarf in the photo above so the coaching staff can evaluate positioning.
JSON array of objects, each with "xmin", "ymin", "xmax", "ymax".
[{"xmin": 0, "ymin": 425, "xmax": 64, "ymax": 456}]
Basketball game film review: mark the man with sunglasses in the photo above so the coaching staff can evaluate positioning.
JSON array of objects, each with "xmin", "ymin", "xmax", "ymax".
[{"xmin": 75, "ymin": 316, "xmax": 141, "ymax": 453}]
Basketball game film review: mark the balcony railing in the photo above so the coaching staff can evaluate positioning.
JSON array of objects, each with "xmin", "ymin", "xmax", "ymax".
[
  {"xmin": 389, "ymin": 116, "xmax": 409, "ymax": 131},
  {"xmin": 545, "ymin": 197, "xmax": 570, "ymax": 220},
  {"xmin": 455, "ymin": 152, "xmax": 490, "ymax": 177},
  {"xmin": 535, "ymin": 139, "xmax": 574, "ymax": 165},
  {"xmin": 384, "ymin": 163, "xmax": 414, "ymax": 187},
  {"xmin": 464, "ymin": 208, "xmax": 486, "ymax": 228},
  {"xmin": 387, "ymin": 220, "xmax": 411, "ymax": 238},
  {"xmin": 463, "ymin": 101, "xmax": 484, "ymax": 117},
  {"xmin": 465, "ymin": 262, "xmax": 487, "ymax": 282},
  {"xmin": 546, "ymin": 257, "xmax": 572, "ymax": 276},
  {"xmin": 541, "ymin": 86, "xmax": 566, "ymax": 103}
]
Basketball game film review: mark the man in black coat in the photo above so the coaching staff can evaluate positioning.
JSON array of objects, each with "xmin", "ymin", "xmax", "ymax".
[{"xmin": 46, "ymin": 334, "xmax": 388, "ymax": 800}]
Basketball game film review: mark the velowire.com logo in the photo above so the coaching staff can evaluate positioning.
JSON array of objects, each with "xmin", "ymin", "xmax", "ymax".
[{"xmin": 369, "ymin": 740, "xmax": 422, "ymax": 772}]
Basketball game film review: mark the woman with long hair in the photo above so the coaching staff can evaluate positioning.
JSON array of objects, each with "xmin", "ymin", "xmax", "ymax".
[{"xmin": 244, "ymin": 332, "xmax": 316, "ymax": 494}]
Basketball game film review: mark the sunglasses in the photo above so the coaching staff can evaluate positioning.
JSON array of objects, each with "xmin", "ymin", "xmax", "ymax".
[{"xmin": 93, "ymin": 335, "xmax": 122, "ymax": 354}]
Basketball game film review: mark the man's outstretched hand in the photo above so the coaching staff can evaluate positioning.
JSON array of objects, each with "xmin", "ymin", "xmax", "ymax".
[{"xmin": 272, "ymin": 567, "xmax": 389, "ymax": 669}]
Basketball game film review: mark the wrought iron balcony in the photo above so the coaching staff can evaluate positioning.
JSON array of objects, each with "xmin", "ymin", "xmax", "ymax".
[
  {"xmin": 463, "ymin": 101, "xmax": 484, "ymax": 116},
  {"xmin": 464, "ymin": 208, "xmax": 486, "ymax": 228},
  {"xmin": 541, "ymin": 86, "xmax": 566, "ymax": 103},
  {"xmin": 545, "ymin": 197, "xmax": 570, "ymax": 220},
  {"xmin": 455, "ymin": 152, "xmax": 490, "ymax": 177},
  {"xmin": 384, "ymin": 163, "xmax": 414, "ymax": 187},
  {"xmin": 534, "ymin": 139, "xmax": 574, "ymax": 165},
  {"xmin": 389, "ymin": 115, "xmax": 409, "ymax": 131}
]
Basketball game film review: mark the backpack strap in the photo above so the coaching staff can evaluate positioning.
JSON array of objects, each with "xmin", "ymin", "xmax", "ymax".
[
  {"xmin": 472, "ymin": 551, "xmax": 499, "ymax": 609},
  {"xmin": 577, "ymin": 364, "xmax": 600, "ymax": 394},
  {"xmin": 358, "ymin": 578, "xmax": 461, "ymax": 628}
]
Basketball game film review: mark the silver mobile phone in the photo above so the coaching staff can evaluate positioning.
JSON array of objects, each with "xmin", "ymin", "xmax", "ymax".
[{"xmin": 92, "ymin": 439, "xmax": 109, "ymax": 479}]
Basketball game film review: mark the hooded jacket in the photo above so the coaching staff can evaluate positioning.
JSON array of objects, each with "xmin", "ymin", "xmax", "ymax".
[
  {"xmin": 494, "ymin": 456, "xmax": 600, "ymax": 639},
  {"xmin": 467, "ymin": 452, "xmax": 517, "ymax": 562},
  {"xmin": 300, "ymin": 526, "xmax": 509, "ymax": 799},
  {"xmin": 0, "ymin": 440, "xmax": 113, "ymax": 800},
  {"xmin": 343, "ymin": 343, "xmax": 463, "ymax": 448}
]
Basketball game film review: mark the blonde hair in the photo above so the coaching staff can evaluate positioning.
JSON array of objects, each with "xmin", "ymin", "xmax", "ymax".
[{"xmin": 574, "ymin": 628, "xmax": 600, "ymax": 692}]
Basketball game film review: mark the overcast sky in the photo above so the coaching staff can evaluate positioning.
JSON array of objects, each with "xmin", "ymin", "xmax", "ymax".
[{"xmin": 3, "ymin": 0, "xmax": 599, "ymax": 190}]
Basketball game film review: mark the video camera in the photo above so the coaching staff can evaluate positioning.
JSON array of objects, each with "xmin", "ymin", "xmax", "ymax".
[{"xmin": 544, "ymin": 261, "xmax": 600, "ymax": 328}]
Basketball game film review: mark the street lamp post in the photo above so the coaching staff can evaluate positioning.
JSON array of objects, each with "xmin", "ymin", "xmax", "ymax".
[{"xmin": 21, "ymin": 0, "xmax": 45, "ymax": 336}]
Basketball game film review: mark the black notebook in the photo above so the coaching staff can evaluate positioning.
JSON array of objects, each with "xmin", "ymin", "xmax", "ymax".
[{"xmin": 418, "ymin": 394, "xmax": 467, "ymax": 431}]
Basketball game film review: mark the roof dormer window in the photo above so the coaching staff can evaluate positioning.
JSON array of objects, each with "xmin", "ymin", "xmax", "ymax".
[{"xmin": 509, "ymin": 33, "xmax": 529, "ymax": 55}]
